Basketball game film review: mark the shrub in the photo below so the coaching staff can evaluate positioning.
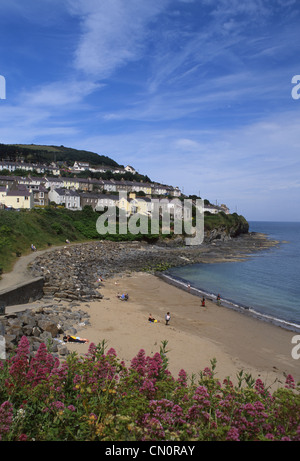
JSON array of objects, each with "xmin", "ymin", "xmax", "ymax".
[{"xmin": 0, "ymin": 337, "xmax": 299, "ymax": 441}]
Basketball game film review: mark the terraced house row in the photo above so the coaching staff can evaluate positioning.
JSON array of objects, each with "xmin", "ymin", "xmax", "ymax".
[{"xmin": 0, "ymin": 174, "xmax": 181, "ymax": 210}]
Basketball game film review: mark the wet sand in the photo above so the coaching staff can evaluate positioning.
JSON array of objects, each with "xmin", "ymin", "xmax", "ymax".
[{"xmin": 66, "ymin": 271, "xmax": 300, "ymax": 389}]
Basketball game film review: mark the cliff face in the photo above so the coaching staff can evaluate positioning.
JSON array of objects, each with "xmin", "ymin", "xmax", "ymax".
[
  {"xmin": 204, "ymin": 218, "xmax": 249, "ymax": 243},
  {"xmin": 203, "ymin": 213, "xmax": 249, "ymax": 243},
  {"xmin": 157, "ymin": 214, "xmax": 249, "ymax": 246}
]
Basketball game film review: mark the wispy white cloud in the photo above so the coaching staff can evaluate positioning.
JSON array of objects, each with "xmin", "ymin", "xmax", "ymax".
[
  {"xmin": 66, "ymin": 0, "xmax": 170, "ymax": 78},
  {"xmin": 21, "ymin": 80, "xmax": 103, "ymax": 107},
  {"xmin": 0, "ymin": 0, "xmax": 69, "ymax": 25}
]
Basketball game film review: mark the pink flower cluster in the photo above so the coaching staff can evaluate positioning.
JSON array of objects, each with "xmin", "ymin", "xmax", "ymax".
[{"xmin": 0, "ymin": 336, "xmax": 299, "ymax": 441}]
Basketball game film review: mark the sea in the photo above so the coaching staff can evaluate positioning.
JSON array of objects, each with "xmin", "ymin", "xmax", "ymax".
[{"xmin": 165, "ymin": 221, "xmax": 300, "ymax": 332}]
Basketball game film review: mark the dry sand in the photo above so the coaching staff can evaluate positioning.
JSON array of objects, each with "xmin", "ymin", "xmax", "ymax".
[{"xmin": 65, "ymin": 271, "xmax": 300, "ymax": 390}]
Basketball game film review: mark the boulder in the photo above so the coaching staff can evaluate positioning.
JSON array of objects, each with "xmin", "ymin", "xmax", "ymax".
[{"xmin": 37, "ymin": 320, "xmax": 58, "ymax": 337}]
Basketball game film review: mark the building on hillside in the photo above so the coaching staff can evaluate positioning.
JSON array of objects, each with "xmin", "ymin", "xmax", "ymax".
[
  {"xmin": 0, "ymin": 160, "xmax": 60, "ymax": 176},
  {"xmin": 125, "ymin": 165, "xmax": 137, "ymax": 174},
  {"xmin": 43, "ymin": 176, "xmax": 64, "ymax": 190},
  {"xmin": 151, "ymin": 183, "xmax": 168, "ymax": 196},
  {"xmin": 0, "ymin": 184, "xmax": 33, "ymax": 209},
  {"xmin": 0, "ymin": 186, "xmax": 7, "ymax": 206},
  {"xmin": 48, "ymin": 188, "xmax": 81, "ymax": 210},
  {"xmin": 89, "ymin": 165, "xmax": 112, "ymax": 174},
  {"xmin": 204, "ymin": 203, "xmax": 230, "ymax": 214},
  {"xmin": 112, "ymin": 166, "xmax": 127, "ymax": 174},
  {"xmin": 102, "ymin": 179, "xmax": 117, "ymax": 193},
  {"xmin": 130, "ymin": 196, "xmax": 153, "ymax": 216},
  {"xmin": 33, "ymin": 186, "xmax": 49, "ymax": 207},
  {"xmin": 0, "ymin": 161, "xmax": 33, "ymax": 173},
  {"xmin": 18, "ymin": 176, "xmax": 45, "ymax": 191},
  {"xmin": 79, "ymin": 192, "xmax": 117, "ymax": 211},
  {"xmin": 0, "ymin": 175, "xmax": 17, "ymax": 188},
  {"xmin": 94, "ymin": 194, "xmax": 119, "ymax": 212},
  {"xmin": 72, "ymin": 161, "xmax": 90, "ymax": 172},
  {"xmin": 62, "ymin": 177, "xmax": 81, "ymax": 190},
  {"xmin": 128, "ymin": 180, "xmax": 152, "ymax": 195}
]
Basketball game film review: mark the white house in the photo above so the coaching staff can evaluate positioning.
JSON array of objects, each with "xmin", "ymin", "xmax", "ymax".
[
  {"xmin": 204, "ymin": 203, "xmax": 230, "ymax": 214},
  {"xmin": 151, "ymin": 183, "xmax": 168, "ymax": 196},
  {"xmin": 125, "ymin": 165, "xmax": 137, "ymax": 174},
  {"xmin": 18, "ymin": 176, "xmax": 45, "ymax": 191},
  {"xmin": 94, "ymin": 194, "xmax": 119, "ymax": 211},
  {"xmin": 48, "ymin": 188, "xmax": 81, "ymax": 210},
  {"xmin": 44, "ymin": 176, "xmax": 64, "ymax": 190},
  {"xmin": 72, "ymin": 161, "xmax": 90, "ymax": 172},
  {"xmin": 102, "ymin": 179, "xmax": 117, "ymax": 193}
]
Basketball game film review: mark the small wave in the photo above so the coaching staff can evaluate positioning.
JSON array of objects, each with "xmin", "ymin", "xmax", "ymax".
[{"xmin": 160, "ymin": 272, "xmax": 300, "ymax": 333}]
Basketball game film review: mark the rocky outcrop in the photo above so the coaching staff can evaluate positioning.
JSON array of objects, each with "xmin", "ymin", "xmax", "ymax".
[
  {"xmin": 1, "ymin": 303, "xmax": 90, "ymax": 359},
  {"xmin": 204, "ymin": 220, "xmax": 249, "ymax": 243}
]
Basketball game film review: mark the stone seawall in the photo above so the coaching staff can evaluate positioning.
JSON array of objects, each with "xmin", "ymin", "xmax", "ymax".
[{"xmin": 0, "ymin": 277, "xmax": 44, "ymax": 311}]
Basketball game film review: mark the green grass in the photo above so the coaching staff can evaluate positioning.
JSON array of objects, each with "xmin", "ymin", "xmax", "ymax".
[
  {"xmin": 0, "ymin": 207, "xmax": 95, "ymax": 273},
  {"xmin": 204, "ymin": 211, "xmax": 249, "ymax": 232},
  {"xmin": 0, "ymin": 207, "xmax": 249, "ymax": 275},
  {"xmin": 0, "ymin": 206, "xmax": 158, "ymax": 274}
]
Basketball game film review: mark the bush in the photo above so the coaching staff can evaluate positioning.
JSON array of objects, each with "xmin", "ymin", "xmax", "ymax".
[{"xmin": 0, "ymin": 337, "xmax": 299, "ymax": 441}]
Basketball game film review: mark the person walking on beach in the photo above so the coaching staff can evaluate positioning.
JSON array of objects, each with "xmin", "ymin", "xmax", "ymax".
[
  {"xmin": 165, "ymin": 312, "xmax": 171, "ymax": 325},
  {"xmin": 201, "ymin": 297, "xmax": 205, "ymax": 307},
  {"xmin": 217, "ymin": 294, "xmax": 221, "ymax": 306}
]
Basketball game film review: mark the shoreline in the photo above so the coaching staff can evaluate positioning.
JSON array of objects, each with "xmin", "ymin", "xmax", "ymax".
[
  {"xmin": 66, "ymin": 271, "xmax": 300, "ymax": 389},
  {"xmin": 158, "ymin": 272, "xmax": 300, "ymax": 334}
]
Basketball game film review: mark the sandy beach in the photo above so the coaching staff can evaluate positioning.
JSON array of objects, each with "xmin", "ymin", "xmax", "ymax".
[{"xmin": 65, "ymin": 271, "xmax": 300, "ymax": 389}]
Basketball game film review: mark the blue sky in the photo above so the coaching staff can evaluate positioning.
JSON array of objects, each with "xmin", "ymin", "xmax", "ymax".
[{"xmin": 0, "ymin": 0, "xmax": 299, "ymax": 221}]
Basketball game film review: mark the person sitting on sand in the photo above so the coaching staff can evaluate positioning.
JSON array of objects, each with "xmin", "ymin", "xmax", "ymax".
[
  {"xmin": 117, "ymin": 293, "xmax": 129, "ymax": 301},
  {"xmin": 148, "ymin": 313, "xmax": 159, "ymax": 323},
  {"xmin": 63, "ymin": 335, "xmax": 89, "ymax": 344}
]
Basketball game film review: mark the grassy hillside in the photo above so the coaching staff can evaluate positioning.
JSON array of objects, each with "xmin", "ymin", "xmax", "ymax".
[
  {"xmin": 0, "ymin": 207, "xmax": 95, "ymax": 273},
  {"xmin": 204, "ymin": 211, "xmax": 249, "ymax": 234},
  {"xmin": 0, "ymin": 143, "xmax": 120, "ymax": 168},
  {"xmin": 0, "ymin": 207, "xmax": 249, "ymax": 275},
  {"xmin": 0, "ymin": 206, "xmax": 156, "ymax": 273}
]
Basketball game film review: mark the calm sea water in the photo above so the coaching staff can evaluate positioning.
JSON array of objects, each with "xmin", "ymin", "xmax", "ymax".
[{"xmin": 166, "ymin": 222, "xmax": 300, "ymax": 332}]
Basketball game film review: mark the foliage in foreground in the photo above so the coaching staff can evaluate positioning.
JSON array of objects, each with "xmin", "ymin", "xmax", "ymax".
[{"xmin": 0, "ymin": 336, "xmax": 299, "ymax": 441}]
